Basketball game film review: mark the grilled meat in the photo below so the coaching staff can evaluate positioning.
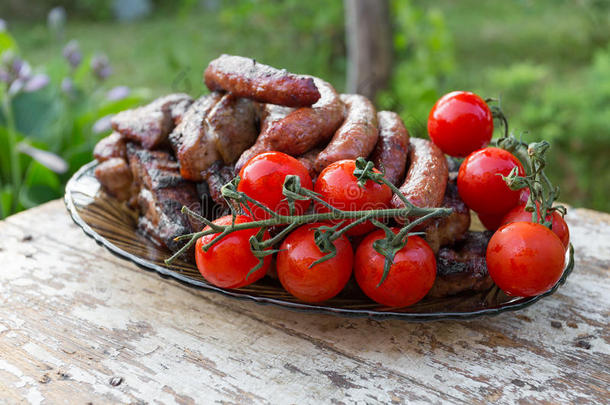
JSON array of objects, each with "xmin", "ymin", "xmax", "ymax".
[
  {"xmin": 204, "ymin": 54, "xmax": 321, "ymax": 107},
  {"xmin": 235, "ymin": 77, "xmax": 344, "ymax": 171},
  {"xmin": 371, "ymin": 111, "xmax": 410, "ymax": 186},
  {"xmin": 313, "ymin": 94, "xmax": 378, "ymax": 174},
  {"xmin": 94, "ymin": 157, "xmax": 133, "ymax": 201},
  {"xmin": 111, "ymin": 93, "xmax": 193, "ymax": 149},
  {"xmin": 126, "ymin": 143, "xmax": 202, "ymax": 254},
  {"xmin": 206, "ymin": 93, "xmax": 260, "ymax": 165},
  {"xmin": 201, "ymin": 160, "xmax": 236, "ymax": 209},
  {"xmin": 424, "ymin": 178, "xmax": 471, "ymax": 252},
  {"xmin": 169, "ymin": 93, "xmax": 223, "ymax": 181},
  {"xmin": 93, "ymin": 132, "xmax": 127, "ymax": 162},
  {"xmin": 427, "ymin": 231, "xmax": 494, "ymax": 298}
]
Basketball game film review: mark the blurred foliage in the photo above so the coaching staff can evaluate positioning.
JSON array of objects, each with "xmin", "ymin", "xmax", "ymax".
[
  {"xmin": 3, "ymin": 0, "xmax": 610, "ymax": 212},
  {"xmin": 0, "ymin": 28, "xmax": 145, "ymax": 218}
]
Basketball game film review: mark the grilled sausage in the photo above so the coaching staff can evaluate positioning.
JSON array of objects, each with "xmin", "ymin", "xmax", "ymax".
[
  {"xmin": 391, "ymin": 137, "xmax": 448, "ymax": 211},
  {"xmin": 297, "ymin": 147, "xmax": 323, "ymax": 180},
  {"xmin": 235, "ymin": 77, "xmax": 344, "ymax": 170},
  {"xmin": 313, "ymin": 94, "xmax": 378, "ymax": 174},
  {"xmin": 259, "ymin": 104, "xmax": 295, "ymax": 133},
  {"xmin": 206, "ymin": 93, "xmax": 260, "ymax": 165},
  {"xmin": 370, "ymin": 111, "xmax": 410, "ymax": 186},
  {"xmin": 204, "ymin": 54, "xmax": 321, "ymax": 107}
]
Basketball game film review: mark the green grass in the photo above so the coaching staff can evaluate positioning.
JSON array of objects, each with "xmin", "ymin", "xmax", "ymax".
[{"xmin": 9, "ymin": 0, "xmax": 610, "ymax": 211}]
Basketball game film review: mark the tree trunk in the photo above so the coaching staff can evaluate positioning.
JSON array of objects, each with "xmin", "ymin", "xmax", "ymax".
[{"xmin": 344, "ymin": 0, "xmax": 393, "ymax": 101}]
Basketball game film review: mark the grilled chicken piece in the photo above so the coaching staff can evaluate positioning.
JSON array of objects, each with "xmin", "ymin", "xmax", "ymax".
[
  {"xmin": 93, "ymin": 132, "xmax": 127, "ymax": 162},
  {"xmin": 94, "ymin": 158, "xmax": 133, "ymax": 201},
  {"xmin": 206, "ymin": 93, "xmax": 260, "ymax": 165},
  {"xmin": 126, "ymin": 143, "xmax": 202, "ymax": 254},
  {"xmin": 424, "ymin": 177, "xmax": 471, "ymax": 252},
  {"xmin": 427, "ymin": 231, "xmax": 494, "ymax": 298},
  {"xmin": 200, "ymin": 161, "xmax": 236, "ymax": 208},
  {"xmin": 111, "ymin": 93, "xmax": 193, "ymax": 149},
  {"xmin": 169, "ymin": 93, "xmax": 223, "ymax": 181}
]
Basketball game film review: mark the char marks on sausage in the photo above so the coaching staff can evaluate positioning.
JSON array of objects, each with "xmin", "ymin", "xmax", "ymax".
[
  {"xmin": 235, "ymin": 77, "xmax": 344, "ymax": 170},
  {"xmin": 391, "ymin": 137, "xmax": 448, "ymax": 211},
  {"xmin": 313, "ymin": 94, "xmax": 378, "ymax": 174},
  {"xmin": 371, "ymin": 111, "xmax": 410, "ymax": 186},
  {"xmin": 111, "ymin": 93, "xmax": 193, "ymax": 149},
  {"xmin": 204, "ymin": 54, "xmax": 321, "ymax": 107}
]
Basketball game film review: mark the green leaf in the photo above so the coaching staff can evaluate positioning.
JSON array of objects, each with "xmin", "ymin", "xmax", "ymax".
[
  {"xmin": 0, "ymin": 186, "xmax": 13, "ymax": 219},
  {"xmin": 18, "ymin": 161, "xmax": 61, "ymax": 209},
  {"xmin": 0, "ymin": 32, "xmax": 18, "ymax": 54}
]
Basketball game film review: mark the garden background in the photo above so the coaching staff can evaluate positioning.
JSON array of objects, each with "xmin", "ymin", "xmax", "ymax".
[{"xmin": 1, "ymin": 0, "xmax": 608, "ymax": 218}]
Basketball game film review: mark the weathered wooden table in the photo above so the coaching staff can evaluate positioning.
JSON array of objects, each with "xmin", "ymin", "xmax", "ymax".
[{"xmin": 0, "ymin": 200, "xmax": 608, "ymax": 404}]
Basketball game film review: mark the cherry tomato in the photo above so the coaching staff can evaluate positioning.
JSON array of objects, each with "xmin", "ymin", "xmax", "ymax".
[
  {"xmin": 276, "ymin": 223, "xmax": 353, "ymax": 303},
  {"xmin": 486, "ymin": 222, "xmax": 565, "ymax": 297},
  {"xmin": 477, "ymin": 211, "xmax": 504, "ymax": 231},
  {"xmin": 457, "ymin": 147, "xmax": 525, "ymax": 215},
  {"xmin": 428, "ymin": 91, "xmax": 493, "ymax": 157},
  {"xmin": 238, "ymin": 151, "xmax": 313, "ymax": 220},
  {"xmin": 195, "ymin": 215, "xmax": 270, "ymax": 288},
  {"xmin": 314, "ymin": 160, "xmax": 392, "ymax": 235},
  {"xmin": 501, "ymin": 203, "xmax": 570, "ymax": 248},
  {"xmin": 354, "ymin": 230, "xmax": 436, "ymax": 307}
]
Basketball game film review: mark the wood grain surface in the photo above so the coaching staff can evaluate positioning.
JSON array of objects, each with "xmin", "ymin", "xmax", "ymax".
[{"xmin": 0, "ymin": 200, "xmax": 608, "ymax": 404}]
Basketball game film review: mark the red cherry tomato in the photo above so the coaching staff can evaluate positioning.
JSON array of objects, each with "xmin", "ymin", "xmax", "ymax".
[
  {"xmin": 276, "ymin": 223, "xmax": 353, "ymax": 303},
  {"xmin": 501, "ymin": 203, "xmax": 570, "ymax": 248},
  {"xmin": 428, "ymin": 91, "xmax": 494, "ymax": 157},
  {"xmin": 458, "ymin": 147, "xmax": 525, "ymax": 215},
  {"xmin": 195, "ymin": 215, "xmax": 270, "ymax": 288},
  {"xmin": 486, "ymin": 222, "xmax": 565, "ymax": 297},
  {"xmin": 354, "ymin": 230, "xmax": 436, "ymax": 307},
  {"xmin": 477, "ymin": 211, "xmax": 504, "ymax": 231},
  {"xmin": 238, "ymin": 151, "xmax": 313, "ymax": 220},
  {"xmin": 314, "ymin": 160, "xmax": 392, "ymax": 235}
]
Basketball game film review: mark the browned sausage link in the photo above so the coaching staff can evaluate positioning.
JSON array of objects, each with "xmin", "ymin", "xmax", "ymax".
[
  {"xmin": 235, "ymin": 78, "xmax": 344, "ymax": 170},
  {"xmin": 312, "ymin": 94, "xmax": 378, "ymax": 174},
  {"xmin": 204, "ymin": 54, "xmax": 321, "ymax": 107},
  {"xmin": 370, "ymin": 111, "xmax": 410, "ymax": 186},
  {"xmin": 391, "ymin": 137, "xmax": 448, "ymax": 210}
]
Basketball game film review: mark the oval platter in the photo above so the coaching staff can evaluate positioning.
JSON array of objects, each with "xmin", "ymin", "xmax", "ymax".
[{"xmin": 64, "ymin": 161, "xmax": 574, "ymax": 321}]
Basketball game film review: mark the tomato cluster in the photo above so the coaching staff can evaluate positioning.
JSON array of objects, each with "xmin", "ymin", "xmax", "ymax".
[
  {"xmin": 193, "ymin": 91, "xmax": 570, "ymax": 306},
  {"xmin": 429, "ymin": 91, "xmax": 569, "ymax": 297}
]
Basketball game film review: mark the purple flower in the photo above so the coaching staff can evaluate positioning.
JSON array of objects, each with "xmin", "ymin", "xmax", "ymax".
[
  {"xmin": 106, "ymin": 86, "xmax": 130, "ymax": 101},
  {"xmin": 92, "ymin": 115, "xmax": 113, "ymax": 134},
  {"xmin": 0, "ymin": 68, "xmax": 10, "ymax": 83},
  {"xmin": 62, "ymin": 40, "xmax": 82, "ymax": 69},
  {"xmin": 23, "ymin": 74, "xmax": 50, "ymax": 92},
  {"xmin": 91, "ymin": 53, "xmax": 112, "ymax": 80},
  {"xmin": 61, "ymin": 77, "xmax": 75, "ymax": 94},
  {"xmin": 17, "ymin": 143, "xmax": 68, "ymax": 174},
  {"xmin": 8, "ymin": 79, "xmax": 23, "ymax": 95}
]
